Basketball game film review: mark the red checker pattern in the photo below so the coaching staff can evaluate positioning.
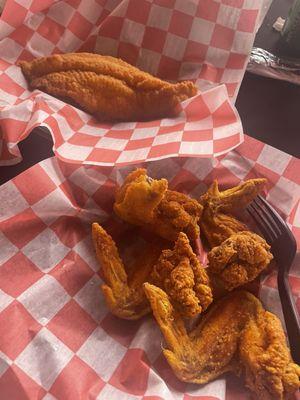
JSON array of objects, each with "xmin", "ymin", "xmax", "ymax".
[
  {"xmin": 0, "ymin": 365, "xmax": 46, "ymax": 400},
  {"xmin": 0, "ymin": 74, "xmax": 25, "ymax": 97},
  {"xmin": 169, "ymin": 10, "xmax": 193, "ymax": 38},
  {"xmin": 142, "ymin": 27, "xmax": 167, "ymax": 53},
  {"xmin": 109, "ymin": 349, "xmax": 150, "ymax": 396},
  {"xmin": 196, "ymin": 0, "xmax": 220, "ymax": 21},
  {"xmin": 97, "ymin": 16, "xmax": 123, "ymax": 39},
  {"xmin": 1, "ymin": 1, "xmax": 28, "ymax": 28},
  {"xmin": 0, "ymin": 301, "xmax": 41, "ymax": 360},
  {"xmin": 50, "ymin": 216, "xmax": 89, "ymax": 248},
  {"xmin": 237, "ymin": 9, "xmax": 259, "ymax": 33},
  {"xmin": 13, "ymin": 165, "xmax": 57, "ymax": 205},
  {"xmin": 283, "ymin": 158, "xmax": 300, "ymax": 185},
  {"xmin": 184, "ymin": 41, "xmax": 208, "ymax": 62},
  {"xmin": 50, "ymin": 250, "xmax": 94, "ymax": 296},
  {"xmin": 37, "ymin": 16, "xmax": 65, "ymax": 44},
  {"xmin": 0, "ymin": 252, "xmax": 43, "ymax": 298},
  {"xmin": 126, "ymin": 0, "xmax": 151, "ymax": 24},
  {"xmin": 100, "ymin": 313, "xmax": 143, "ymax": 347},
  {"xmin": 10, "ymin": 25, "xmax": 34, "ymax": 46},
  {"xmin": 211, "ymin": 25, "xmax": 235, "ymax": 51},
  {"xmin": 0, "ymin": 208, "xmax": 46, "ymax": 249},
  {"xmin": 67, "ymin": 11, "xmax": 93, "ymax": 40},
  {"xmin": 49, "ymin": 356, "xmax": 105, "ymax": 400},
  {"xmin": 47, "ymin": 300, "xmax": 98, "ymax": 352}
]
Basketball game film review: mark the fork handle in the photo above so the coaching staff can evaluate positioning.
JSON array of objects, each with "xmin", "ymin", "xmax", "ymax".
[{"xmin": 277, "ymin": 271, "xmax": 300, "ymax": 364}]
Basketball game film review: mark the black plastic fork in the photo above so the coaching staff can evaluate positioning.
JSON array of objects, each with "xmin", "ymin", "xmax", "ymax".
[{"xmin": 247, "ymin": 195, "xmax": 300, "ymax": 364}]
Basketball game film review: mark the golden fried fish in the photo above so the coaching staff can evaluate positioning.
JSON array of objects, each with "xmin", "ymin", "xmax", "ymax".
[{"xmin": 19, "ymin": 52, "xmax": 197, "ymax": 121}]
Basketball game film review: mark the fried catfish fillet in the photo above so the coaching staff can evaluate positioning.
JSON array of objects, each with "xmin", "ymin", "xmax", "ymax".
[
  {"xmin": 114, "ymin": 169, "xmax": 203, "ymax": 242},
  {"xmin": 19, "ymin": 53, "xmax": 197, "ymax": 121},
  {"xmin": 144, "ymin": 285, "xmax": 300, "ymax": 400},
  {"xmin": 92, "ymin": 222, "xmax": 166, "ymax": 319},
  {"xmin": 151, "ymin": 232, "xmax": 213, "ymax": 318},
  {"xmin": 207, "ymin": 231, "xmax": 273, "ymax": 292},
  {"xmin": 199, "ymin": 179, "xmax": 266, "ymax": 247}
]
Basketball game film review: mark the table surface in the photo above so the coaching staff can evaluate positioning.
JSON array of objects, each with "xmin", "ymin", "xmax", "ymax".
[{"xmin": 0, "ymin": 0, "xmax": 299, "ymax": 186}]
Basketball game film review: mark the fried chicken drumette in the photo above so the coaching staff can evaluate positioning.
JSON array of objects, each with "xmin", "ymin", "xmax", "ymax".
[
  {"xmin": 19, "ymin": 52, "xmax": 197, "ymax": 122},
  {"xmin": 200, "ymin": 179, "xmax": 266, "ymax": 248},
  {"xmin": 114, "ymin": 169, "xmax": 203, "ymax": 242},
  {"xmin": 92, "ymin": 222, "xmax": 167, "ymax": 319},
  {"xmin": 144, "ymin": 285, "xmax": 300, "ymax": 400},
  {"xmin": 151, "ymin": 232, "xmax": 213, "ymax": 318},
  {"xmin": 208, "ymin": 231, "xmax": 273, "ymax": 292}
]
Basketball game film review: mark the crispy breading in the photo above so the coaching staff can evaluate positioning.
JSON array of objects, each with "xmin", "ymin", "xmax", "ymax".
[
  {"xmin": 114, "ymin": 169, "xmax": 203, "ymax": 242},
  {"xmin": 19, "ymin": 52, "xmax": 197, "ymax": 121},
  {"xmin": 208, "ymin": 231, "xmax": 273, "ymax": 291},
  {"xmin": 144, "ymin": 285, "xmax": 300, "ymax": 400},
  {"xmin": 199, "ymin": 179, "xmax": 266, "ymax": 247},
  {"xmin": 151, "ymin": 232, "xmax": 213, "ymax": 318},
  {"xmin": 92, "ymin": 222, "xmax": 166, "ymax": 319}
]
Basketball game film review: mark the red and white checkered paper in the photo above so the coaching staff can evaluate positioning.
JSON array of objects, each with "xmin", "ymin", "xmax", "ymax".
[
  {"xmin": 0, "ymin": 135, "xmax": 299, "ymax": 400},
  {"xmin": 0, "ymin": 0, "xmax": 263, "ymax": 166}
]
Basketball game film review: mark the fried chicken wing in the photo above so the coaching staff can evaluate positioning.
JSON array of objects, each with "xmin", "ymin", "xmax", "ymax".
[
  {"xmin": 92, "ymin": 222, "xmax": 167, "ymax": 319},
  {"xmin": 144, "ymin": 284, "xmax": 300, "ymax": 400},
  {"xmin": 208, "ymin": 231, "xmax": 273, "ymax": 292},
  {"xmin": 114, "ymin": 169, "xmax": 203, "ymax": 242},
  {"xmin": 151, "ymin": 232, "xmax": 213, "ymax": 318},
  {"xmin": 19, "ymin": 53, "xmax": 197, "ymax": 122},
  {"xmin": 200, "ymin": 179, "xmax": 266, "ymax": 247}
]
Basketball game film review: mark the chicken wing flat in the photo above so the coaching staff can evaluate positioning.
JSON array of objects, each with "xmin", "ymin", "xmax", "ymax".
[
  {"xmin": 114, "ymin": 169, "xmax": 203, "ymax": 242},
  {"xmin": 92, "ymin": 222, "xmax": 167, "ymax": 319},
  {"xmin": 208, "ymin": 231, "xmax": 273, "ymax": 292},
  {"xmin": 19, "ymin": 52, "xmax": 197, "ymax": 122},
  {"xmin": 144, "ymin": 285, "xmax": 300, "ymax": 400},
  {"xmin": 200, "ymin": 179, "xmax": 266, "ymax": 248},
  {"xmin": 151, "ymin": 232, "xmax": 213, "ymax": 318}
]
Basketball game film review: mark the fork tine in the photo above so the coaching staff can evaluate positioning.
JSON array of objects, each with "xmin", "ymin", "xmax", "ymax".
[
  {"xmin": 257, "ymin": 195, "xmax": 287, "ymax": 231},
  {"xmin": 253, "ymin": 197, "xmax": 282, "ymax": 237},
  {"xmin": 247, "ymin": 204, "xmax": 275, "ymax": 243}
]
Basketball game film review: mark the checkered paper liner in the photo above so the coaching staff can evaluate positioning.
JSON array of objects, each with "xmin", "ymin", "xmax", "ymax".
[
  {"xmin": 0, "ymin": 0, "xmax": 263, "ymax": 166},
  {"xmin": 0, "ymin": 135, "xmax": 299, "ymax": 400}
]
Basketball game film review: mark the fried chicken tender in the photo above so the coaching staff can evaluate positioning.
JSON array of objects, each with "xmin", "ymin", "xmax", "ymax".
[
  {"xmin": 92, "ymin": 222, "xmax": 166, "ymax": 319},
  {"xmin": 144, "ymin": 285, "xmax": 300, "ymax": 400},
  {"xmin": 114, "ymin": 169, "xmax": 203, "ymax": 242},
  {"xmin": 151, "ymin": 232, "xmax": 213, "ymax": 318},
  {"xmin": 208, "ymin": 231, "xmax": 273, "ymax": 291},
  {"xmin": 19, "ymin": 53, "xmax": 197, "ymax": 122},
  {"xmin": 200, "ymin": 179, "xmax": 266, "ymax": 247}
]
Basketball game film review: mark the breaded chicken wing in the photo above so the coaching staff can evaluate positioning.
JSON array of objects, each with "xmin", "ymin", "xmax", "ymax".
[
  {"xmin": 144, "ymin": 285, "xmax": 300, "ymax": 400},
  {"xmin": 200, "ymin": 179, "xmax": 266, "ymax": 247},
  {"xmin": 208, "ymin": 231, "xmax": 273, "ymax": 292},
  {"xmin": 19, "ymin": 52, "xmax": 197, "ymax": 121},
  {"xmin": 151, "ymin": 232, "xmax": 213, "ymax": 318},
  {"xmin": 92, "ymin": 222, "xmax": 167, "ymax": 319},
  {"xmin": 114, "ymin": 169, "xmax": 203, "ymax": 242}
]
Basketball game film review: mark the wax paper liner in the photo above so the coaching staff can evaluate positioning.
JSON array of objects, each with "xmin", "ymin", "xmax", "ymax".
[
  {"xmin": 0, "ymin": 134, "xmax": 299, "ymax": 400},
  {"xmin": 0, "ymin": 0, "xmax": 263, "ymax": 166}
]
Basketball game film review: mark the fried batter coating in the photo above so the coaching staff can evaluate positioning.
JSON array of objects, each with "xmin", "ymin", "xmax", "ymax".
[
  {"xmin": 92, "ymin": 222, "xmax": 166, "ymax": 319},
  {"xmin": 114, "ymin": 169, "xmax": 203, "ymax": 242},
  {"xmin": 144, "ymin": 285, "xmax": 300, "ymax": 400},
  {"xmin": 151, "ymin": 232, "xmax": 213, "ymax": 318},
  {"xmin": 19, "ymin": 52, "xmax": 197, "ymax": 121},
  {"xmin": 200, "ymin": 179, "xmax": 266, "ymax": 247},
  {"xmin": 208, "ymin": 231, "xmax": 273, "ymax": 291}
]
